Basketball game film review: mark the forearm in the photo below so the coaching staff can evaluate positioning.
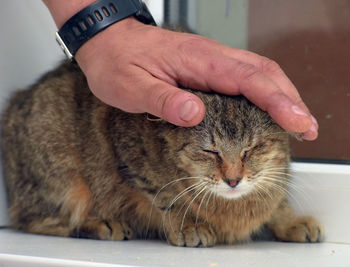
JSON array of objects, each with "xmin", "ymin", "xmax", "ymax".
[{"xmin": 43, "ymin": 0, "xmax": 97, "ymax": 28}]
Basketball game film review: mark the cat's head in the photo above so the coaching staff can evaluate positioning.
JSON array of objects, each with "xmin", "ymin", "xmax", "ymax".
[{"xmin": 163, "ymin": 92, "xmax": 290, "ymax": 200}]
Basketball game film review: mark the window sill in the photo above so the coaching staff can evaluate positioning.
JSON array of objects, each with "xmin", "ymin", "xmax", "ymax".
[
  {"xmin": 1, "ymin": 162, "xmax": 349, "ymax": 266},
  {"xmin": 0, "ymin": 229, "xmax": 349, "ymax": 267}
]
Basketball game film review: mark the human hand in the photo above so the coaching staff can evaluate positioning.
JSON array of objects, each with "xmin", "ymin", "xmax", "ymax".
[{"xmin": 75, "ymin": 18, "xmax": 318, "ymax": 140}]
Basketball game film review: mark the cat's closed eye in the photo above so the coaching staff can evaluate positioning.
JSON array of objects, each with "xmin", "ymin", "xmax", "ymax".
[
  {"xmin": 201, "ymin": 149, "xmax": 222, "ymax": 162},
  {"xmin": 241, "ymin": 149, "xmax": 249, "ymax": 163},
  {"xmin": 202, "ymin": 149, "xmax": 219, "ymax": 156},
  {"xmin": 241, "ymin": 142, "xmax": 266, "ymax": 163}
]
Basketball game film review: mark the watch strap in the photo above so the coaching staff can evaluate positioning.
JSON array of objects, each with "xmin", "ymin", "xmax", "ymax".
[{"xmin": 56, "ymin": 0, "xmax": 156, "ymax": 60}]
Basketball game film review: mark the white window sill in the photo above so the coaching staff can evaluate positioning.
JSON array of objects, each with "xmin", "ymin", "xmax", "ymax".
[
  {"xmin": 1, "ymin": 162, "xmax": 349, "ymax": 266},
  {"xmin": 0, "ymin": 229, "xmax": 349, "ymax": 267}
]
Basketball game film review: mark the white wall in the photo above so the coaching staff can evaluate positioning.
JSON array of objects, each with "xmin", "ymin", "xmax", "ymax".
[
  {"xmin": 0, "ymin": 1, "xmax": 163, "ymax": 105},
  {"xmin": 0, "ymin": 2, "xmax": 63, "ymax": 106},
  {"xmin": 0, "ymin": 1, "xmax": 63, "ymax": 226},
  {"xmin": 0, "ymin": 1, "xmax": 163, "ymax": 226},
  {"xmin": 144, "ymin": 0, "xmax": 164, "ymax": 25}
]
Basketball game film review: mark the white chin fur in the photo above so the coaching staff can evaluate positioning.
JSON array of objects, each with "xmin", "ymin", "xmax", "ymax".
[{"xmin": 210, "ymin": 179, "xmax": 253, "ymax": 200}]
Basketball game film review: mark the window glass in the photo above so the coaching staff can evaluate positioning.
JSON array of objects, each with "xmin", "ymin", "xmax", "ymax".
[
  {"xmin": 248, "ymin": 0, "xmax": 350, "ymax": 162},
  {"xmin": 167, "ymin": 0, "xmax": 350, "ymax": 162}
]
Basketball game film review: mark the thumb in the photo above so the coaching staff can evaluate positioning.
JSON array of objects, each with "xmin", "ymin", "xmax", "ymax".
[{"xmin": 137, "ymin": 77, "xmax": 206, "ymax": 127}]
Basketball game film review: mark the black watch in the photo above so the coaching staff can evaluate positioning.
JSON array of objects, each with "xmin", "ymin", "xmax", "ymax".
[{"xmin": 55, "ymin": 0, "xmax": 156, "ymax": 60}]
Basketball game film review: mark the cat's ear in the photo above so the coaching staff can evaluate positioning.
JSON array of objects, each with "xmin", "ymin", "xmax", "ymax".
[{"xmin": 288, "ymin": 132, "xmax": 303, "ymax": 141}]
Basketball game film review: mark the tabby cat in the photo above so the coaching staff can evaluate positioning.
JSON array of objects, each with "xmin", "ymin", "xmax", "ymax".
[{"xmin": 1, "ymin": 62, "xmax": 323, "ymax": 247}]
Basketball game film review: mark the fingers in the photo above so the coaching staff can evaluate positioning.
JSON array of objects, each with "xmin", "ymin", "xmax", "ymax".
[
  {"xmin": 78, "ymin": 24, "xmax": 318, "ymax": 139},
  {"xmin": 219, "ymin": 46, "xmax": 319, "ymax": 140},
  {"xmin": 221, "ymin": 47, "xmax": 307, "ymax": 108},
  {"xmin": 174, "ymin": 40, "xmax": 318, "ymax": 139},
  {"xmin": 228, "ymin": 60, "xmax": 313, "ymax": 134}
]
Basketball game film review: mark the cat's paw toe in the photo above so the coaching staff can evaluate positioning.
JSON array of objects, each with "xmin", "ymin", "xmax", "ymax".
[
  {"xmin": 195, "ymin": 225, "xmax": 217, "ymax": 247},
  {"xmin": 284, "ymin": 216, "xmax": 324, "ymax": 243},
  {"xmin": 105, "ymin": 220, "xmax": 133, "ymax": 241},
  {"xmin": 72, "ymin": 219, "xmax": 133, "ymax": 241},
  {"xmin": 168, "ymin": 224, "xmax": 216, "ymax": 247}
]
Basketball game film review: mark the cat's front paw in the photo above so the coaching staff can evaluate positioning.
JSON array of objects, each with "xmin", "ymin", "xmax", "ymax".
[
  {"xmin": 279, "ymin": 216, "xmax": 324, "ymax": 243},
  {"xmin": 168, "ymin": 223, "xmax": 217, "ymax": 247},
  {"xmin": 72, "ymin": 219, "xmax": 133, "ymax": 241}
]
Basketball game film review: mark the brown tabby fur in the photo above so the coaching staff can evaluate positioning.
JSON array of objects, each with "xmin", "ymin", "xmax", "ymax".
[{"xmin": 1, "ymin": 62, "xmax": 323, "ymax": 247}]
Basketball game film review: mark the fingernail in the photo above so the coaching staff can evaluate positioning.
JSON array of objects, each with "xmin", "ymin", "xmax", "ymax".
[
  {"xmin": 311, "ymin": 115, "xmax": 318, "ymax": 129},
  {"xmin": 302, "ymin": 116, "xmax": 318, "ymax": 140},
  {"xmin": 310, "ymin": 122, "xmax": 317, "ymax": 133},
  {"xmin": 291, "ymin": 105, "xmax": 308, "ymax": 117},
  {"xmin": 309, "ymin": 115, "xmax": 318, "ymax": 133},
  {"xmin": 179, "ymin": 100, "xmax": 199, "ymax": 122}
]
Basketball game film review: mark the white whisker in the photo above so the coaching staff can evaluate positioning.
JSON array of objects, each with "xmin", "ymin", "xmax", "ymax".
[
  {"xmin": 259, "ymin": 178, "xmax": 304, "ymax": 211},
  {"xmin": 145, "ymin": 176, "xmax": 205, "ymax": 238},
  {"xmin": 167, "ymin": 181, "xmax": 205, "ymax": 210},
  {"xmin": 261, "ymin": 175, "xmax": 312, "ymax": 209},
  {"xmin": 180, "ymin": 186, "xmax": 207, "ymax": 233},
  {"xmin": 195, "ymin": 188, "xmax": 211, "ymax": 227},
  {"xmin": 168, "ymin": 182, "xmax": 208, "ymax": 232},
  {"xmin": 253, "ymin": 182, "xmax": 274, "ymax": 208},
  {"xmin": 259, "ymin": 171, "xmax": 292, "ymax": 177},
  {"xmin": 205, "ymin": 190, "xmax": 215, "ymax": 221},
  {"xmin": 260, "ymin": 176, "xmax": 304, "ymax": 196}
]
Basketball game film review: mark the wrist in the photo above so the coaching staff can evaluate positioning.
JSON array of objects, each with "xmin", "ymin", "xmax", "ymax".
[
  {"xmin": 44, "ymin": 0, "xmax": 97, "ymax": 29},
  {"xmin": 49, "ymin": 0, "xmax": 156, "ymax": 61},
  {"xmin": 75, "ymin": 17, "xmax": 146, "ymax": 69}
]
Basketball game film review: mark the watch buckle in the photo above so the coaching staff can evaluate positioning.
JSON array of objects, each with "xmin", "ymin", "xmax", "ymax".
[{"xmin": 55, "ymin": 32, "xmax": 74, "ymax": 60}]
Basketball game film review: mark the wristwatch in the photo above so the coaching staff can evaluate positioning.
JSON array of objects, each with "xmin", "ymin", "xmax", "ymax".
[{"xmin": 55, "ymin": 0, "xmax": 156, "ymax": 60}]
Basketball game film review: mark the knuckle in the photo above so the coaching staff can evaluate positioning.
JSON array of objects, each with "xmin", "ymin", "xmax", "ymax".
[
  {"xmin": 178, "ymin": 36, "xmax": 216, "ymax": 57},
  {"xmin": 178, "ymin": 37, "xmax": 204, "ymax": 51},
  {"xmin": 151, "ymin": 84, "xmax": 174, "ymax": 119},
  {"xmin": 204, "ymin": 58, "xmax": 223, "ymax": 78},
  {"xmin": 113, "ymin": 53, "xmax": 131, "ymax": 67},
  {"xmin": 236, "ymin": 62, "xmax": 261, "ymax": 81},
  {"xmin": 260, "ymin": 57, "xmax": 282, "ymax": 74}
]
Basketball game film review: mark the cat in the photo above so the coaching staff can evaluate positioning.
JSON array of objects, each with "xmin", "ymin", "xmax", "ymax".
[{"xmin": 1, "ymin": 62, "xmax": 323, "ymax": 247}]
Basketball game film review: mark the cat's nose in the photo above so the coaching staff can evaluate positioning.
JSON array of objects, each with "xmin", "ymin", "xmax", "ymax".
[{"xmin": 224, "ymin": 177, "xmax": 242, "ymax": 188}]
